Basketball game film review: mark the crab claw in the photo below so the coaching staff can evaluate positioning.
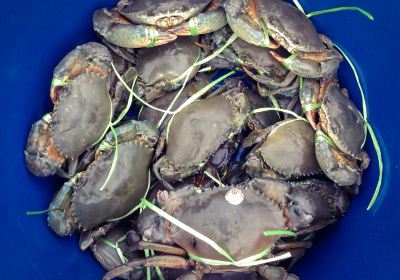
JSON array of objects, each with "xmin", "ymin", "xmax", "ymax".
[
  {"xmin": 94, "ymin": 8, "xmax": 177, "ymax": 49},
  {"xmin": 299, "ymin": 78, "xmax": 320, "ymax": 130},
  {"xmin": 168, "ymin": 9, "xmax": 227, "ymax": 36}
]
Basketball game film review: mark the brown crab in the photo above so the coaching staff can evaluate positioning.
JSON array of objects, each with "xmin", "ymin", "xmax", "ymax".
[
  {"xmin": 244, "ymin": 119, "xmax": 321, "ymax": 179},
  {"xmin": 25, "ymin": 42, "xmax": 113, "ymax": 177},
  {"xmin": 153, "ymin": 88, "xmax": 250, "ymax": 185},
  {"xmin": 223, "ymin": 0, "xmax": 343, "ymax": 79},
  {"xmin": 47, "ymin": 120, "xmax": 158, "ymax": 236},
  {"xmin": 102, "ymin": 177, "xmax": 348, "ymax": 279},
  {"xmin": 300, "ymin": 80, "xmax": 370, "ymax": 188}
]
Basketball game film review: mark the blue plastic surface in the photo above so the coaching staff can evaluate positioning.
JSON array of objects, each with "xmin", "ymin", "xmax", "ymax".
[{"xmin": 1, "ymin": 0, "xmax": 399, "ymax": 279}]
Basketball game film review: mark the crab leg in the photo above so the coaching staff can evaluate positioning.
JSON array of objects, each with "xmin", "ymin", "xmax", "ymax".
[
  {"xmin": 177, "ymin": 270, "xmax": 205, "ymax": 280},
  {"xmin": 257, "ymin": 265, "xmax": 299, "ymax": 280},
  {"xmin": 139, "ymin": 241, "xmax": 187, "ymax": 256},
  {"xmin": 243, "ymin": 66, "xmax": 297, "ymax": 88},
  {"xmin": 103, "ymin": 256, "xmax": 190, "ymax": 280}
]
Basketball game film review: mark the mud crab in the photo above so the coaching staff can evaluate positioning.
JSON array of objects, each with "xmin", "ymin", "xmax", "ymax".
[
  {"xmin": 223, "ymin": 0, "xmax": 342, "ymax": 79},
  {"xmin": 209, "ymin": 27, "xmax": 298, "ymax": 93},
  {"xmin": 244, "ymin": 119, "xmax": 321, "ymax": 179},
  {"xmin": 134, "ymin": 36, "xmax": 202, "ymax": 102},
  {"xmin": 25, "ymin": 43, "xmax": 113, "ymax": 177},
  {"xmin": 90, "ymin": 223, "xmax": 147, "ymax": 280},
  {"xmin": 47, "ymin": 120, "xmax": 158, "ymax": 236},
  {"xmin": 153, "ymin": 88, "xmax": 250, "ymax": 184},
  {"xmin": 300, "ymin": 80, "xmax": 370, "ymax": 187},
  {"xmin": 102, "ymin": 177, "xmax": 348, "ymax": 280}
]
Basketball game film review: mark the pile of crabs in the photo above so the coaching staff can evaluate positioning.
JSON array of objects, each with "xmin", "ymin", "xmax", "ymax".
[{"xmin": 25, "ymin": 0, "xmax": 370, "ymax": 279}]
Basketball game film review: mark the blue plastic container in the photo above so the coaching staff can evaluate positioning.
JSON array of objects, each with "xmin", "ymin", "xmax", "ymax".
[{"xmin": 1, "ymin": 0, "xmax": 399, "ymax": 279}]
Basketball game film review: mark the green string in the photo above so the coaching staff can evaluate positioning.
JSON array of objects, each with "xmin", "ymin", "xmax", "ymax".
[
  {"xmin": 334, "ymin": 44, "xmax": 368, "ymax": 147},
  {"xmin": 99, "ymin": 126, "xmax": 119, "ymax": 191},
  {"xmin": 204, "ymin": 171, "xmax": 225, "ymax": 187},
  {"xmin": 249, "ymin": 107, "xmax": 307, "ymax": 122},
  {"xmin": 146, "ymin": 27, "xmax": 158, "ymax": 48},
  {"xmin": 188, "ymin": 17, "xmax": 199, "ymax": 36},
  {"xmin": 149, "ymin": 250, "xmax": 166, "ymax": 280},
  {"xmin": 26, "ymin": 209, "xmax": 50, "ymax": 215},
  {"xmin": 283, "ymin": 53, "xmax": 300, "ymax": 69},
  {"xmin": 315, "ymin": 130, "xmax": 337, "ymax": 148},
  {"xmin": 99, "ymin": 235, "xmax": 128, "ymax": 264},
  {"xmin": 264, "ymin": 230, "xmax": 297, "ymax": 238},
  {"xmin": 303, "ymin": 103, "xmax": 321, "ymax": 112},
  {"xmin": 307, "ymin": 7, "xmax": 374, "ymax": 20},
  {"xmin": 111, "ymin": 73, "xmax": 138, "ymax": 126},
  {"xmin": 292, "ymin": 0, "xmax": 305, "ymax": 14},
  {"xmin": 366, "ymin": 122, "xmax": 383, "ymax": 211},
  {"xmin": 51, "ymin": 77, "xmax": 69, "ymax": 87}
]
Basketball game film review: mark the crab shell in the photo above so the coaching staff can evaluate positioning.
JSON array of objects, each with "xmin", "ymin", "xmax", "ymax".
[
  {"xmin": 156, "ymin": 88, "xmax": 250, "ymax": 182},
  {"xmin": 48, "ymin": 181, "xmax": 77, "ymax": 236},
  {"xmin": 117, "ymin": 0, "xmax": 211, "ymax": 28},
  {"xmin": 71, "ymin": 122, "xmax": 158, "ymax": 230},
  {"xmin": 320, "ymin": 83, "xmax": 365, "ymax": 159},
  {"xmin": 136, "ymin": 36, "xmax": 201, "ymax": 102},
  {"xmin": 231, "ymin": 38, "xmax": 288, "ymax": 79},
  {"xmin": 51, "ymin": 73, "xmax": 112, "ymax": 159},
  {"xmin": 254, "ymin": 0, "xmax": 325, "ymax": 53},
  {"xmin": 160, "ymin": 186, "xmax": 286, "ymax": 266},
  {"xmin": 249, "ymin": 178, "xmax": 349, "ymax": 231},
  {"xmin": 51, "ymin": 42, "xmax": 112, "ymax": 102},
  {"xmin": 246, "ymin": 119, "xmax": 321, "ymax": 178},
  {"xmin": 24, "ymin": 114, "xmax": 65, "ymax": 177}
]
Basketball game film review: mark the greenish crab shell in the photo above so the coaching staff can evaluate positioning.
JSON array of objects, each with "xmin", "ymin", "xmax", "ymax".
[
  {"xmin": 254, "ymin": 0, "xmax": 325, "ymax": 53},
  {"xmin": 315, "ymin": 130, "xmax": 362, "ymax": 186},
  {"xmin": 246, "ymin": 119, "xmax": 321, "ymax": 178},
  {"xmin": 47, "ymin": 121, "xmax": 158, "ymax": 235},
  {"xmin": 71, "ymin": 121, "xmax": 158, "ymax": 230},
  {"xmin": 320, "ymin": 82, "xmax": 365, "ymax": 159},
  {"xmin": 51, "ymin": 73, "xmax": 112, "ymax": 159},
  {"xmin": 136, "ymin": 36, "xmax": 202, "ymax": 102},
  {"xmin": 155, "ymin": 88, "xmax": 250, "ymax": 182},
  {"xmin": 138, "ymin": 178, "xmax": 348, "ymax": 269},
  {"xmin": 117, "ymin": 0, "xmax": 211, "ymax": 28}
]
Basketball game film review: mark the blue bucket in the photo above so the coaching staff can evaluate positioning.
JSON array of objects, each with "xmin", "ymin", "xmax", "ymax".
[{"xmin": 1, "ymin": 0, "xmax": 398, "ymax": 279}]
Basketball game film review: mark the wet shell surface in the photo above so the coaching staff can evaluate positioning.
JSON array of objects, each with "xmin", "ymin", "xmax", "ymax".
[
  {"xmin": 259, "ymin": 119, "xmax": 321, "ymax": 177},
  {"xmin": 51, "ymin": 73, "xmax": 111, "ymax": 158},
  {"xmin": 72, "ymin": 141, "xmax": 153, "ymax": 229}
]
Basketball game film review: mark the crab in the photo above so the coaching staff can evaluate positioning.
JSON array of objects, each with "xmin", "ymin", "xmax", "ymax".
[
  {"xmin": 134, "ymin": 36, "xmax": 203, "ymax": 102},
  {"xmin": 89, "ymin": 223, "xmax": 148, "ymax": 280},
  {"xmin": 223, "ymin": 0, "xmax": 343, "ymax": 79},
  {"xmin": 102, "ymin": 177, "xmax": 348, "ymax": 280},
  {"xmin": 47, "ymin": 120, "xmax": 158, "ymax": 236},
  {"xmin": 93, "ymin": 8, "xmax": 177, "ymax": 49},
  {"xmin": 244, "ymin": 119, "xmax": 321, "ymax": 179},
  {"xmin": 25, "ymin": 43, "xmax": 114, "ymax": 177},
  {"xmin": 153, "ymin": 88, "xmax": 250, "ymax": 186},
  {"xmin": 208, "ymin": 27, "xmax": 299, "ymax": 93},
  {"xmin": 299, "ymin": 80, "xmax": 370, "ymax": 187}
]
